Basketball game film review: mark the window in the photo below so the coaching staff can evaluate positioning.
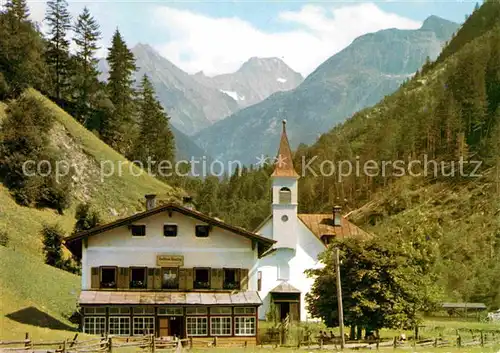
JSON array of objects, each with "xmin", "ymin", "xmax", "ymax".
[
  {"xmin": 234, "ymin": 307, "xmax": 256, "ymax": 315},
  {"xmin": 83, "ymin": 317, "xmax": 106, "ymax": 335},
  {"xmin": 210, "ymin": 317, "xmax": 231, "ymax": 336},
  {"xmin": 235, "ymin": 317, "xmax": 256, "ymax": 336},
  {"xmin": 163, "ymin": 224, "xmax": 178, "ymax": 237},
  {"xmin": 100, "ymin": 267, "xmax": 117, "ymax": 288},
  {"xmin": 162, "ymin": 268, "xmax": 179, "ymax": 289},
  {"xmin": 129, "ymin": 267, "xmax": 147, "ymax": 289},
  {"xmin": 131, "ymin": 225, "xmax": 146, "ymax": 236},
  {"xmin": 158, "ymin": 307, "xmax": 183, "ymax": 316},
  {"xmin": 185, "ymin": 307, "xmax": 208, "ymax": 315},
  {"xmin": 278, "ymin": 262, "xmax": 290, "ymax": 281},
  {"xmin": 223, "ymin": 268, "xmax": 240, "ymax": 290},
  {"xmin": 257, "ymin": 271, "xmax": 262, "ymax": 291},
  {"xmin": 109, "ymin": 317, "xmax": 130, "ymax": 335},
  {"xmin": 210, "ymin": 307, "xmax": 231, "ymax": 315},
  {"xmin": 133, "ymin": 307, "xmax": 155, "ymax": 315},
  {"xmin": 84, "ymin": 307, "xmax": 106, "ymax": 315},
  {"xmin": 186, "ymin": 317, "xmax": 208, "ymax": 336},
  {"xmin": 279, "ymin": 187, "xmax": 291, "ymax": 204},
  {"xmin": 195, "ymin": 225, "xmax": 210, "ymax": 238},
  {"xmin": 109, "ymin": 307, "xmax": 130, "ymax": 315},
  {"xmin": 194, "ymin": 268, "xmax": 210, "ymax": 289},
  {"xmin": 133, "ymin": 317, "xmax": 155, "ymax": 335}
]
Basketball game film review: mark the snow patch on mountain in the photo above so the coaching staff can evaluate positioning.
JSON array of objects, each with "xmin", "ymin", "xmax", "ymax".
[
  {"xmin": 277, "ymin": 78, "xmax": 287, "ymax": 83},
  {"xmin": 220, "ymin": 89, "xmax": 245, "ymax": 101}
]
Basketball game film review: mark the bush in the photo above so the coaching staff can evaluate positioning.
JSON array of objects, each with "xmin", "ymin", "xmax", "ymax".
[
  {"xmin": 0, "ymin": 230, "xmax": 9, "ymax": 247},
  {"xmin": 0, "ymin": 95, "xmax": 72, "ymax": 212}
]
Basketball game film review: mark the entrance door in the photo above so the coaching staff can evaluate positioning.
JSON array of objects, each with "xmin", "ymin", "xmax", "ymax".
[
  {"xmin": 279, "ymin": 302, "xmax": 290, "ymax": 321},
  {"xmin": 169, "ymin": 317, "xmax": 183, "ymax": 337},
  {"xmin": 159, "ymin": 317, "xmax": 169, "ymax": 337}
]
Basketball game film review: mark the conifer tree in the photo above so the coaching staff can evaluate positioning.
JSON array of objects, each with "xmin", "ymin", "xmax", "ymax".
[
  {"xmin": 45, "ymin": 0, "xmax": 71, "ymax": 99},
  {"xmin": 103, "ymin": 29, "xmax": 137, "ymax": 154},
  {"xmin": 132, "ymin": 75, "xmax": 175, "ymax": 166},
  {"xmin": 0, "ymin": 0, "xmax": 48, "ymax": 96},
  {"xmin": 4, "ymin": 0, "xmax": 29, "ymax": 23},
  {"xmin": 72, "ymin": 6, "xmax": 101, "ymax": 124}
]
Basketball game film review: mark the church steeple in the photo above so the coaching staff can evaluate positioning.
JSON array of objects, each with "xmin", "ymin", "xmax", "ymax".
[
  {"xmin": 270, "ymin": 120, "xmax": 299, "ymax": 250},
  {"xmin": 272, "ymin": 120, "xmax": 299, "ymax": 178}
]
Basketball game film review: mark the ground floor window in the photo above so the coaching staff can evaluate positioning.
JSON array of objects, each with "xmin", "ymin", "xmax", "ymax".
[
  {"xmin": 186, "ymin": 317, "xmax": 208, "ymax": 336},
  {"xmin": 109, "ymin": 317, "xmax": 130, "ymax": 335},
  {"xmin": 210, "ymin": 317, "xmax": 231, "ymax": 336},
  {"xmin": 235, "ymin": 317, "xmax": 255, "ymax": 336},
  {"xmin": 133, "ymin": 317, "xmax": 155, "ymax": 335},
  {"xmin": 83, "ymin": 316, "xmax": 106, "ymax": 335}
]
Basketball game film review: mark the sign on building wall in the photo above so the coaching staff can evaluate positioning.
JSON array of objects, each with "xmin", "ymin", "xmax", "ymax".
[{"xmin": 157, "ymin": 255, "xmax": 184, "ymax": 267}]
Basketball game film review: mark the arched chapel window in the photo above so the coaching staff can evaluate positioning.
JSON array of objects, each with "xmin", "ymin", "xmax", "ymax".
[{"xmin": 279, "ymin": 187, "xmax": 291, "ymax": 204}]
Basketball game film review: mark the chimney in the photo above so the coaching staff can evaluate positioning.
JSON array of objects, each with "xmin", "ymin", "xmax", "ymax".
[
  {"xmin": 182, "ymin": 196, "xmax": 194, "ymax": 210},
  {"xmin": 333, "ymin": 205, "xmax": 342, "ymax": 226},
  {"xmin": 145, "ymin": 194, "xmax": 156, "ymax": 211}
]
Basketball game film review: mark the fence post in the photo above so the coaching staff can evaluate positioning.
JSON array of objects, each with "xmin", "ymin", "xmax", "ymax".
[
  {"xmin": 393, "ymin": 336, "xmax": 397, "ymax": 349},
  {"xmin": 319, "ymin": 338, "xmax": 323, "ymax": 350},
  {"xmin": 480, "ymin": 331, "xmax": 484, "ymax": 347},
  {"xmin": 24, "ymin": 332, "xmax": 30, "ymax": 349},
  {"xmin": 434, "ymin": 338, "xmax": 438, "ymax": 347},
  {"xmin": 213, "ymin": 336, "xmax": 217, "ymax": 347},
  {"xmin": 151, "ymin": 334, "xmax": 156, "ymax": 353},
  {"xmin": 189, "ymin": 336, "xmax": 193, "ymax": 350},
  {"xmin": 69, "ymin": 333, "xmax": 79, "ymax": 348},
  {"xmin": 456, "ymin": 333, "xmax": 461, "ymax": 348},
  {"xmin": 108, "ymin": 335, "xmax": 113, "ymax": 353},
  {"xmin": 376, "ymin": 339, "xmax": 379, "ymax": 350}
]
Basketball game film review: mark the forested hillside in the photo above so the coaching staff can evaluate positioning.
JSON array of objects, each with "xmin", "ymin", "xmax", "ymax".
[
  {"xmin": 187, "ymin": 0, "xmax": 500, "ymax": 308},
  {"xmin": 0, "ymin": 0, "xmax": 180, "ymax": 335}
]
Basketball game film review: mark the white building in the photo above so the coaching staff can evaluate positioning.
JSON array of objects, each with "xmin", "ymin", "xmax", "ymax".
[
  {"xmin": 255, "ymin": 121, "xmax": 369, "ymax": 322},
  {"xmin": 65, "ymin": 198, "xmax": 274, "ymax": 345}
]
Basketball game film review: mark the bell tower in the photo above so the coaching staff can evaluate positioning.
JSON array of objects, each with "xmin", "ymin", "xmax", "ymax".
[{"xmin": 271, "ymin": 120, "xmax": 299, "ymax": 249}]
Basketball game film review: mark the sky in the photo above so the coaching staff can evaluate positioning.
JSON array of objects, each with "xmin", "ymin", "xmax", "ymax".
[{"xmin": 25, "ymin": 0, "xmax": 477, "ymax": 77}]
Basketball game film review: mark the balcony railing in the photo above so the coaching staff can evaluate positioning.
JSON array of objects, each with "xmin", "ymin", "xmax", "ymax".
[
  {"xmin": 194, "ymin": 281, "xmax": 210, "ymax": 289},
  {"xmin": 223, "ymin": 282, "xmax": 240, "ymax": 290}
]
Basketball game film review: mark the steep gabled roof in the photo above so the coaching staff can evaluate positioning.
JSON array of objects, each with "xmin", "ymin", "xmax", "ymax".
[
  {"xmin": 270, "ymin": 281, "xmax": 301, "ymax": 293},
  {"xmin": 64, "ymin": 203, "xmax": 275, "ymax": 258},
  {"xmin": 298, "ymin": 214, "xmax": 370, "ymax": 242},
  {"xmin": 271, "ymin": 120, "xmax": 299, "ymax": 178}
]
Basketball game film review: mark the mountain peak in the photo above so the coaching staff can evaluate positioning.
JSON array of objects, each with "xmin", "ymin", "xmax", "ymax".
[
  {"xmin": 240, "ymin": 57, "xmax": 286, "ymax": 70},
  {"xmin": 420, "ymin": 15, "xmax": 459, "ymax": 40}
]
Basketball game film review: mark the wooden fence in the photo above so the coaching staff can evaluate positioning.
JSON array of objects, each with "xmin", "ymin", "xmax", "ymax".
[
  {"xmin": 2, "ymin": 328, "xmax": 500, "ymax": 352},
  {"xmin": 0, "ymin": 333, "xmax": 187, "ymax": 353},
  {"xmin": 258, "ymin": 327, "xmax": 500, "ymax": 350}
]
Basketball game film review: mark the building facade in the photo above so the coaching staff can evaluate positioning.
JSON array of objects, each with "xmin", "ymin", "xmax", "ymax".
[
  {"xmin": 65, "ymin": 120, "xmax": 369, "ymax": 340},
  {"xmin": 255, "ymin": 120, "xmax": 369, "ymax": 322},
  {"xmin": 65, "ymin": 201, "xmax": 274, "ymax": 345}
]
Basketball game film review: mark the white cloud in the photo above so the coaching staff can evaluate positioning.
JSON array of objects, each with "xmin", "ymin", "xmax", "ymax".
[{"xmin": 152, "ymin": 3, "xmax": 421, "ymax": 77}]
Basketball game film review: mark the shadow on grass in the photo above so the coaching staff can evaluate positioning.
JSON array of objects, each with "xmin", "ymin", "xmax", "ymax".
[{"xmin": 6, "ymin": 306, "xmax": 76, "ymax": 331}]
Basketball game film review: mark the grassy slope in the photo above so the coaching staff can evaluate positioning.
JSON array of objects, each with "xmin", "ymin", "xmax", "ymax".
[
  {"xmin": 0, "ymin": 247, "xmax": 86, "ymax": 340},
  {"xmin": 0, "ymin": 91, "xmax": 180, "ymax": 338}
]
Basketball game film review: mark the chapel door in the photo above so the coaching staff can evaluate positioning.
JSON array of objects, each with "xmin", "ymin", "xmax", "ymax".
[{"xmin": 159, "ymin": 317, "xmax": 169, "ymax": 337}]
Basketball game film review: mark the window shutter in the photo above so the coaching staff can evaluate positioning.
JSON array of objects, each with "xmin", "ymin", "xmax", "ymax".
[
  {"xmin": 186, "ymin": 268, "xmax": 194, "ymax": 290},
  {"xmin": 211, "ymin": 268, "xmax": 221, "ymax": 289},
  {"xmin": 147, "ymin": 268, "xmax": 155, "ymax": 289},
  {"xmin": 154, "ymin": 268, "xmax": 161, "ymax": 289},
  {"xmin": 240, "ymin": 268, "xmax": 249, "ymax": 290},
  {"xmin": 91, "ymin": 267, "xmax": 99, "ymax": 289},
  {"xmin": 117, "ymin": 267, "xmax": 129, "ymax": 289},
  {"xmin": 178, "ymin": 269, "xmax": 187, "ymax": 289}
]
